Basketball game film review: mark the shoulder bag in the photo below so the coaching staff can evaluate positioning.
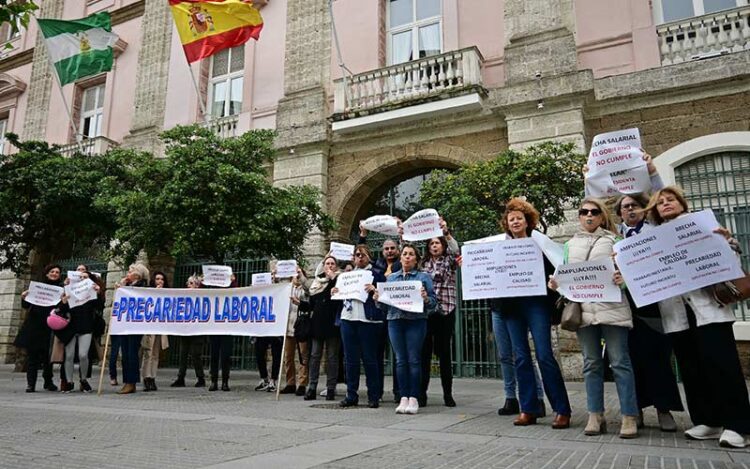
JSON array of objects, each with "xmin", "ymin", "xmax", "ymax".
[{"xmin": 557, "ymin": 236, "xmax": 602, "ymax": 332}]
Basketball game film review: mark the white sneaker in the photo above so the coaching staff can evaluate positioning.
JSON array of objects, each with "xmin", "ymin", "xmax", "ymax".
[
  {"xmin": 395, "ymin": 397, "xmax": 409, "ymax": 414},
  {"xmin": 685, "ymin": 424, "xmax": 723, "ymax": 440},
  {"xmin": 320, "ymin": 388, "xmax": 327, "ymax": 397},
  {"xmin": 405, "ymin": 397, "xmax": 419, "ymax": 415},
  {"xmin": 719, "ymin": 429, "xmax": 749, "ymax": 448}
]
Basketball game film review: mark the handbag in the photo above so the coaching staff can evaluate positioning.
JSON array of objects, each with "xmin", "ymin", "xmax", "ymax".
[
  {"xmin": 556, "ymin": 236, "xmax": 602, "ymax": 332},
  {"xmin": 293, "ymin": 310, "xmax": 312, "ymax": 343},
  {"xmin": 710, "ymin": 270, "xmax": 750, "ymax": 307}
]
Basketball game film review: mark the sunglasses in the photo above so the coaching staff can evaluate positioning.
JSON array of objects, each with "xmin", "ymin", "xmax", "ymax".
[
  {"xmin": 355, "ymin": 252, "xmax": 367, "ymax": 258},
  {"xmin": 578, "ymin": 208, "xmax": 602, "ymax": 216},
  {"xmin": 621, "ymin": 203, "xmax": 640, "ymax": 210}
]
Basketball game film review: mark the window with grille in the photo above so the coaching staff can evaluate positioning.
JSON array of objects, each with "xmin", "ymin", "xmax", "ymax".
[
  {"xmin": 79, "ymin": 84, "xmax": 105, "ymax": 139},
  {"xmin": 208, "ymin": 46, "xmax": 244, "ymax": 118},
  {"xmin": 675, "ymin": 151, "xmax": 750, "ymax": 319},
  {"xmin": 387, "ymin": 0, "xmax": 442, "ymax": 65}
]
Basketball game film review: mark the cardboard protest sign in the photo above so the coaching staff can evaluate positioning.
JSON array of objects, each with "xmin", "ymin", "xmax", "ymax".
[
  {"xmin": 25, "ymin": 281, "xmax": 64, "ymax": 307},
  {"xmin": 614, "ymin": 210, "xmax": 745, "ymax": 307},
  {"xmin": 402, "ymin": 209, "xmax": 442, "ymax": 242},
  {"xmin": 275, "ymin": 260, "xmax": 298, "ymax": 279},
  {"xmin": 330, "ymin": 242, "xmax": 355, "ymax": 261},
  {"xmin": 553, "ymin": 258, "xmax": 621, "ymax": 303},
  {"xmin": 361, "ymin": 215, "xmax": 399, "ymax": 237},
  {"xmin": 331, "ymin": 270, "xmax": 373, "ymax": 303},
  {"xmin": 202, "ymin": 265, "xmax": 233, "ymax": 287},
  {"xmin": 377, "ymin": 281, "xmax": 424, "ymax": 313},
  {"xmin": 251, "ymin": 273, "xmax": 273, "ymax": 286}
]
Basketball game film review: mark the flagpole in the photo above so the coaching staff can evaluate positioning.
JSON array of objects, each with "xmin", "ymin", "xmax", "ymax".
[{"xmin": 187, "ymin": 63, "xmax": 210, "ymax": 124}]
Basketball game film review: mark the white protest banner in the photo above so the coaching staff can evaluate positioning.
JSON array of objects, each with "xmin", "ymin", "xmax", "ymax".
[
  {"xmin": 275, "ymin": 260, "xmax": 298, "ymax": 279},
  {"xmin": 377, "ymin": 281, "xmax": 424, "ymax": 313},
  {"xmin": 402, "ymin": 209, "xmax": 443, "ymax": 242},
  {"xmin": 361, "ymin": 215, "xmax": 399, "ymax": 237},
  {"xmin": 331, "ymin": 270, "xmax": 373, "ymax": 303},
  {"xmin": 461, "ymin": 238, "xmax": 546, "ymax": 300},
  {"xmin": 67, "ymin": 271, "xmax": 83, "ymax": 284},
  {"xmin": 531, "ymin": 230, "xmax": 564, "ymax": 268},
  {"xmin": 201, "ymin": 265, "xmax": 233, "ymax": 287},
  {"xmin": 110, "ymin": 283, "xmax": 292, "ymax": 336},
  {"xmin": 25, "ymin": 281, "xmax": 64, "ymax": 307},
  {"xmin": 614, "ymin": 209, "xmax": 745, "ymax": 307},
  {"xmin": 252, "ymin": 273, "xmax": 272, "ymax": 286},
  {"xmin": 586, "ymin": 164, "xmax": 651, "ymax": 198},
  {"xmin": 553, "ymin": 258, "xmax": 621, "ymax": 303},
  {"xmin": 330, "ymin": 242, "xmax": 355, "ymax": 261},
  {"xmin": 64, "ymin": 278, "xmax": 98, "ymax": 308}
]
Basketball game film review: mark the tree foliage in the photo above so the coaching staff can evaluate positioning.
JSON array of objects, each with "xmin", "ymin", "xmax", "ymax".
[
  {"xmin": 419, "ymin": 141, "xmax": 586, "ymax": 241},
  {"xmin": 0, "ymin": 1, "xmax": 38, "ymax": 46},
  {"xmin": 96, "ymin": 125, "xmax": 336, "ymax": 264},
  {"xmin": 0, "ymin": 134, "xmax": 118, "ymax": 273}
]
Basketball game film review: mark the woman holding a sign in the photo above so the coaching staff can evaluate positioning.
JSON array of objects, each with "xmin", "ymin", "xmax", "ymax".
[
  {"xmin": 645, "ymin": 186, "xmax": 750, "ymax": 448},
  {"xmin": 549, "ymin": 198, "xmax": 639, "ymax": 438},
  {"xmin": 418, "ymin": 221, "xmax": 459, "ymax": 408},
  {"xmin": 374, "ymin": 244, "xmax": 437, "ymax": 415},
  {"xmin": 16, "ymin": 264, "xmax": 64, "ymax": 393},
  {"xmin": 497, "ymin": 199, "xmax": 572, "ymax": 429}
]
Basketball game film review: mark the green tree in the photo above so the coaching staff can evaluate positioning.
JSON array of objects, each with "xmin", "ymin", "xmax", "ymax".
[
  {"xmin": 419, "ymin": 141, "xmax": 586, "ymax": 241},
  {"xmin": 0, "ymin": 134, "xmax": 118, "ymax": 274},
  {"xmin": 0, "ymin": 1, "xmax": 38, "ymax": 44},
  {"xmin": 97, "ymin": 125, "xmax": 335, "ymax": 264}
]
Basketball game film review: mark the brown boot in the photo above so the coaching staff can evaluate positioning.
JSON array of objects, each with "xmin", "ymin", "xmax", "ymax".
[
  {"xmin": 584, "ymin": 412, "xmax": 606, "ymax": 435},
  {"xmin": 117, "ymin": 383, "xmax": 136, "ymax": 394},
  {"xmin": 513, "ymin": 412, "xmax": 537, "ymax": 426},
  {"xmin": 619, "ymin": 415, "xmax": 639, "ymax": 439},
  {"xmin": 552, "ymin": 414, "xmax": 571, "ymax": 429}
]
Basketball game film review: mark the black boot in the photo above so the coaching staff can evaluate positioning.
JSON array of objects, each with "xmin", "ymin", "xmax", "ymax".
[
  {"xmin": 170, "ymin": 377, "xmax": 186, "ymax": 387},
  {"xmin": 151, "ymin": 379, "xmax": 158, "ymax": 391},
  {"xmin": 208, "ymin": 379, "xmax": 219, "ymax": 392},
  {"xmin": 195, "ymin": 377, "xmax": 206, "ymax": 387},
  {"xmin": 43, "ymin": 379, "xmax": 58, "ymax": 392},
  {"xmin": 498, "ymin": 398, "xmax": 520, "ymax": 416},
  {"xmin": 444, "ymin": 394, "xmax": 457, "ymax": 407},
  {"xmin": 304, "ymin": 387, "xmax": 317, "ymax": 400},
  {"xmin": 221, "ymin": 379, "xmax": 230, "ymax": 392}
]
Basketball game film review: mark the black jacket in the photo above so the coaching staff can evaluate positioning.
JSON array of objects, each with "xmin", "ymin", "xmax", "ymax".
[
  {"xmin": 15, "ymin": 280, "xmax": 63, "ymax": 352},
  {"xmin": 298, "ymin": 278, "xmax": 342, "ymax": 340},
  {"xmin": 59, "ymin": 296, "xmax": 105, "ymax": 339}
]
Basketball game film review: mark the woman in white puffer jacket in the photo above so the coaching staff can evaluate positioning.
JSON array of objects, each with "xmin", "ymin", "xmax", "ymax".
[
  {"xmin": 549, "ymin": 197, "xmax": 638, "ymax": 439},
  {"xmin": 646, "ymin": 186, "xmax": 750, "ymax": 449}
]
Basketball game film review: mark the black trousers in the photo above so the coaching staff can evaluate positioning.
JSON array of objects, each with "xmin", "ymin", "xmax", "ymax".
[
  {"xmin": 209, "ymin": 336, "xmax": 233, "ymax": 382},
  {"xmin": 670, "ymin": 305, "xmax": 750, "ymax": 434},
  {"xmin": 255, "ymin": 336, "xmax": 283, "ymax": 380},
  {"xmin": 177, "ymin": 336, "xmax": 205, "ymax": 380},
  {"xmin": 629, "ymin": 317, "xmax": 684, "ymax": 412},
  {"xmin": 26, "ymin": 347, "xmax": 53, "ymax": 387},
  {"xmin": 420, "ymin": 311, "xmax": 455, "ymax": 399}
]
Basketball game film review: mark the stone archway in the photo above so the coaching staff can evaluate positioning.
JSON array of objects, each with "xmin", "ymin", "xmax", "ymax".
[{"xmin": 329, "ymin": 140, "xmax": 486, "ymax": 240}]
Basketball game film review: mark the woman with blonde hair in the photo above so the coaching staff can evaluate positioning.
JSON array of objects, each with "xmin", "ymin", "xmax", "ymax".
[
  {"xmin": 549, "ymin": 197, "xmax": 638, "ymax": 438},
  {"xmin": 115, "ymin": 263, "xmax": 150, "ymax": 394}
]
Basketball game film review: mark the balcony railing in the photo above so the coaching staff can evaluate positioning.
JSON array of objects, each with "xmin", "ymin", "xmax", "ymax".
[
  {"xmin": 58, "ymin": 136, "xmax": 118, "ymax": 156},
  {"xmin": 657, "ymin": 5, "xmax": 750, "ymax": 65},
  {"xmin": 333, "ymin": 47, "xmax": 483, "ymax": 116},
  {"xmin": 204, "ymin": 114, "xmax": 239, "ymax": 139}
]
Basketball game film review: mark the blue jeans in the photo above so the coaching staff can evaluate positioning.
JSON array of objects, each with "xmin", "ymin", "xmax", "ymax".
[
  {"xmin": 120, "ymin": 335, "xmax": 142, "ymax": 385},
  {"xmin": 108, "ymin": 335, "xmax": 122, "ymax": 380},
  {"xmin": 492, "ymin": 311, "xmax": 543, "ymax": 400},
  {"xmin": 577, "ymin": 324, "xmax": 638, "ymax": 416},
  {"xmin": 388, "ymin": 318, "xmax": 427, "ymax": 398},
  {"xmin": 341, "ymin": 320, "xmax": 383, "ymax": 403},
  {"xmin": 504, "ymin": 299, "xmax": 571, "ymax": 416}
]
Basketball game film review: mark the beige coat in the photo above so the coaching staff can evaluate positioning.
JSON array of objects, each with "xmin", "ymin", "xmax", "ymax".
[
  {"xmin": 141, "ymin": 334, "xmax": 169, "ymax": 351},
  {"xmin": 566, "ymin": 228, "xmax": 633, "ymax": 328}
]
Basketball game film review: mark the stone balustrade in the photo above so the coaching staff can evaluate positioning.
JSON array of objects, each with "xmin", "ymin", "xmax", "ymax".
[
  {"xmin": 58, "ymin": 136, "xmax": 118, "ymax": 156},
  {"xmin": 204, "ymin": 114, "xmax": 240, "ymax": 139}
]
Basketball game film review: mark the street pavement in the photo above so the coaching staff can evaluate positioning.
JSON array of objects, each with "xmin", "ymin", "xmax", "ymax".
[{"xmin": 0, "ymin": 365, "xmax": 748, "ymax": 468}]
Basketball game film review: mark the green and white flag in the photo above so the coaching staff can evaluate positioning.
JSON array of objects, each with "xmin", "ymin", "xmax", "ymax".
[{"xmin": 37, "ymin": 12, "xmax": 118, "ymax": 86}]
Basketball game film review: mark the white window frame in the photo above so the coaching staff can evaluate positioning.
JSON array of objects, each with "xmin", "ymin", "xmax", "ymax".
[
  {"xmin": 0, "ymin": 118, "xmax": 7, "ymax": 154},
  {"xmin": 386, "ymin": 0, "xmax": 443, "ymax": 65},
  {"xmin": 652, "ymin": 0, "xmax": 746, "ymax": 24},
  {"xmin": 4, "ymin": 18, "xmax": 20, "ymax": 43},
  {"xmin": 207, "ymin": 46, "xmax": 244, "ymax": 118},
  {"xmin": 79, "ymin": 84, "xmax": 105, "ymax": 139}
]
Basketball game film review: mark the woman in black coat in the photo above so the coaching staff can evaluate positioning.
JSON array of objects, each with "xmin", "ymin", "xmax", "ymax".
[{"xmin": 16, "ymin": 264, "xmax": 64, "ymax": 392}]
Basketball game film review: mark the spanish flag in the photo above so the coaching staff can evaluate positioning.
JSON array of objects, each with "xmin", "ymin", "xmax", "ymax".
[{"xmin": 169, "ymin": 0, "xmax": 263, "ymax": 63}]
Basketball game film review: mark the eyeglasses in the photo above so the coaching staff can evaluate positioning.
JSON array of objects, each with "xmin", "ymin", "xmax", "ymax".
[
  {"xmin": 578, "ymin": 208, "xmax": 602, "ymax": 216},
  {"xmin": 621, "ymin": 203, "xmax": 640, "ymax": 210}
]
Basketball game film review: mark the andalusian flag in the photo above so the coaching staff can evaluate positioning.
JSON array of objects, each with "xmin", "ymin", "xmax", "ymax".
[
  {"xmin": 37, "ymin": 12, "xmax": 118, "ymax": 86},
  {"xmin": 169, "ymin": 0, "xmax": 264, "ymax": 63}
]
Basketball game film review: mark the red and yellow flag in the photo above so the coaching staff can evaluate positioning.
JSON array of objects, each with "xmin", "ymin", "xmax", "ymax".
[{"xmin": 169, "ymin": 0, "xmax": 263, "ymax": 63}]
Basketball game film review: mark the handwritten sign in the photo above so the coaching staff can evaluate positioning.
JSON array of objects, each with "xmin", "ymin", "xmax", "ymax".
[
  {"xmin": 65, "ymin": 278, "xmax": 97, "ymax": 308},
  {"xmin": 461, "ymin": 238, "xmax": 546, "ymax": 300},
  {"xmin": 553, "ymin": 258, "xmax": 621, "ymax": 303},
  {"xmin": 331, "ymin": 270, "xmax": 373, "ymax": 303},
  {"xmin": 201, "ymin": 265, "xmax": 233, "ymax": 287},
  {"xmin": 361, "ymin": 215, "xmax": 399, "ymax": 237},
  {"xmin": 377, "ymin": 281, "xmax": 424, "ymax": 313},
  {"xmin": 586, "ymin": 128, "xmax": 650, "ymax": 197},
  {"xmin": 403, "ymin": 209, "xmax": 442, "ymax": 242},
  {"xmin": 586, "ymin": 164, "xmax": 651, "ymax": 197},
  {"xmin": 614, "ymin": 210, "xmax": 745, "ymax": 307},
  {"xmin": 275, "ymin": 260, "xmax": 298, "ymax": 279},
  {"xmin": 25, "ymin": 281, "xmax": 64, "ymax": 307},
  {"xmin": 67, "ymin": 271, "xmax": 83, "ymax": 284},
  {"xmin": 252, "ymin": 273, "xmax": 273, "ymax": 286},
  {"xmin": 330, "ymin": 242, "xmax": 355, "ymax": 261}
]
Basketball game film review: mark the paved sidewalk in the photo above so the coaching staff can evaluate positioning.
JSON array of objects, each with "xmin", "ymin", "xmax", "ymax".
[{"xmin": 0, "ymin": 365, "xmax": 748, "ymax": 468}]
